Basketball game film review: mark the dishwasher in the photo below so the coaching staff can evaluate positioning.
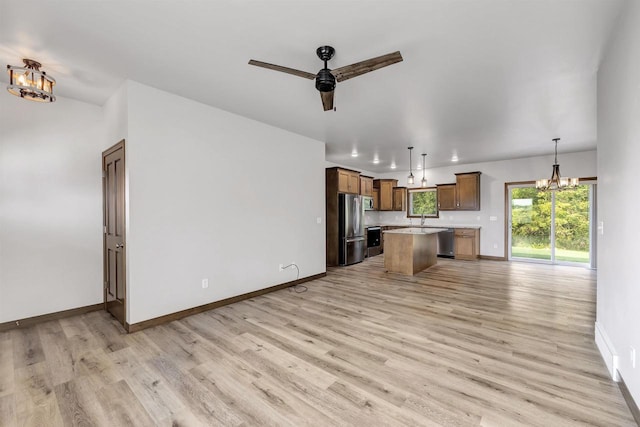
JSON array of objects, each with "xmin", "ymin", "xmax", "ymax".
[{"xmin": 437, "ymin": 228, "xmax": 455, "ymax": 258}]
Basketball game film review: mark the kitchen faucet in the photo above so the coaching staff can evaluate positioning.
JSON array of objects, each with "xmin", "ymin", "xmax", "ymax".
[{"xmin": 421, "ymin": 213, "xmax": 426, "ymax": 226}]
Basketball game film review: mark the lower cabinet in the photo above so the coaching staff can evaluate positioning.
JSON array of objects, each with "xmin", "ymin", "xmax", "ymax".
[{"xmin": 454, "ymin": 228, "xmax": 479, "ymax": 260}]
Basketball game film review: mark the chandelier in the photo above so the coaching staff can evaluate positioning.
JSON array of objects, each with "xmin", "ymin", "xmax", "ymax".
[
  {"xmin": 536, "ymin": 138, "xmax": 578, "ymax": 191},
  {"xmin": 6, "ymin": 59, "xmax": 56, "ymax": 103}
]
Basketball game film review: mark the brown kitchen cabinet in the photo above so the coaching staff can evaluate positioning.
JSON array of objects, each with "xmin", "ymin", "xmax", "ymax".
[
  {"xmin": 326, "ymin": 167, "xmax": 362, "ymax": 266},
  {"xmin": 335, "ymin": 168, "xmax": 360, "ymax": 194},
  {"xmin": 372, "ymin": 188, "xmax": 380, "ymax": 210},
  {"xmin": 360, "ymin": 175, "xmax": 374, "ymax": 197},
  {"xmin": 455, "ymin": 172, "xmax": 481, "ymax": 210},
  {"xmin": 437, "ymin": 172, "xmax": 481, "ymax": 211},
  {"xmin": 373, "ymin": 179, "xmax": 397, "ymax": 211},
  {"xmin": 380, "ymin": 225, "xmax": 409, "ymax": 253},
  {"xmin": 437, "ymin": 184, "xmax": 456, "ymax": 210},
  {"xmin": 454, "ymin": 228, "xmax": 480, "ymax": 260},
  {"xmin": 392, "ymin": 187, "xmax": 407, "ymax": 211}
]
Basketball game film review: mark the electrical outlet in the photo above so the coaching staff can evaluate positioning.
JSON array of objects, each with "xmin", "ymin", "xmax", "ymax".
[
  {"xmin": 631, "ymin": 346, "xmax": 636, "ymax": 368},
  {"xmin": 279, "ymin": 264, "xmax": 284, "ymax": 272},
  {"xmin": 493, "ymin": 243, "xmax": 498, "ymax": 249},
  {"xmin": 316, "ymin": 217, "xmax": 322, "ymax": 224},
  {"xmin": 201, "ymin": 278, "xmax": 209, "ymax": 289}
]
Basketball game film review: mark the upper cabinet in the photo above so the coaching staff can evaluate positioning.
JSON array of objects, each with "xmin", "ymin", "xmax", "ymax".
[
  {"xmin": 373, "ymin": 179, "xmax": 397, "ymax": 211},
  {"xmin": 392, "ymin": 187, "xmax": 407, "ymax": 212},
  {"xmin": 372, "ymin": 188, "xmax": 380, "ymax": 210},
  {"xmin": 359, "ymin": 175, "xmax": 374, "ymax": 197},
  {"xmin": 437, "ymin": 172, "xmax": 481, "ymax": 211},
  {"xmin": 335, "ymin": 168, "xmax": 360, "ymax": 194},
  {"xmin": 436, "ymin": 184, "xmax": 456, "ymax": 211},
  {"xmin": 455, "ymin": 172, "xmax": 481, "ymax": 210}
]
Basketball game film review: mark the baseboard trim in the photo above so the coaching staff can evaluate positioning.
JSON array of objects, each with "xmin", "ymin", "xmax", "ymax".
[
  {"xmin": 595, "ymin": 321, "xmax": 619, "ymax": 381},
  {"xmin": 127, "ymin": 272, "xmax": 327, "ymax": 333},
  {"xmin": 0, "ymin": 303, "xmax": 104, "ymax": 332},
  {"xmin": 479, "ymin": 255, "xmax": 507, "ymax": 261},
  {"xmin": 618, "ymin": 371, "xmax": 640, "ymax": 426}
]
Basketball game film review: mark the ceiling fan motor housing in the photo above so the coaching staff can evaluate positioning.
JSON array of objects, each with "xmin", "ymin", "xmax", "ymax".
[{"xmin": 315, "ymin": 68, "xmax": 336, "ymax": 92}]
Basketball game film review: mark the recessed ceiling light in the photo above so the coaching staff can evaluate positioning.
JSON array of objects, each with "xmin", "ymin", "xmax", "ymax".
[
  {"xmin": 351, "ymin": 150, "xmax": 358, "ymax": 157},
  {"xmin": 451, "ymin": 155, "xmax": 459, "ymax": 162},
  {"xmin": 390, "ymin": 162, "xmax": 397, "ymax": 169},
  {"xmin": 417, "ymin": 163, "xmax": 422, "ymax": 170},
  {"xmin": 373, "ymin": 157, "xmax": 380, "ymax": 164}
]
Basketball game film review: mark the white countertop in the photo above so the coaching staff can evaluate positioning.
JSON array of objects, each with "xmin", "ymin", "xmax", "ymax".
[
  {"xmin": 383, "ymin": 227, "xmax": 449, "ymax": 235},
  {"xmin": 368, "ymin": 224, "xmax": 481, "ymax": 229}
]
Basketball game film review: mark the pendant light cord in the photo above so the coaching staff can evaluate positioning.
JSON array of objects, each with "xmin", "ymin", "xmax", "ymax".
[{"xmin": 553, "ymin": 138, "xmax": 560, "ymax": 164}]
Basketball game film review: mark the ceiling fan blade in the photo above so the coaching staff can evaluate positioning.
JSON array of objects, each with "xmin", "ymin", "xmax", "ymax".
[
  {"xmin": 330, "ymin": 51, "xmax": 403, "ymax": 82},
  {"xmin": 320, "ymin": 90, "xmax": 334, "ymax": 111},
  {"xmin": 248, "ymin": 60, "xmax": 316, "ymax": 80}
]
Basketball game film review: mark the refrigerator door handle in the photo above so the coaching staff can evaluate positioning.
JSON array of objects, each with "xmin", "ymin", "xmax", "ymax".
[
  {"xmin": 353, "ymin": 197, "xmax": 360, "ymax": 235},
  {"xmin": 345, "ymin": 236, "xmax": 365, "ymax": 243}
]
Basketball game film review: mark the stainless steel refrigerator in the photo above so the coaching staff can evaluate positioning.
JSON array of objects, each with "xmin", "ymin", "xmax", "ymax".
[{"xmin": 338, "ymin": 193, "xmax": 366, "ymax": 265}]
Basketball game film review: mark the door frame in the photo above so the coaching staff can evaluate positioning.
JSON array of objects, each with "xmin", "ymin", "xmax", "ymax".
[
  {"xmin": 503, "ymin": 177, "xmax": 597, "ymax": 268},
  {"xmin": 102, "ymin": 139, "xmax": 127, "ymax": 328}
]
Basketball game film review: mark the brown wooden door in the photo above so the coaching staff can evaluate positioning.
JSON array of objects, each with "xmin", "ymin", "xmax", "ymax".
[
  {"xmin": 437, "ymin": 184, "xmax": 456, "ymax": 210},
  {"xmin": 392, "ymin": 187, "xmax": 407, "ymax": 211},
  {"xmin": 455, "ymin": 229, "xmax": 479, "ymax": 260},
  {"xmin": 455, "ymin": 172, "xmax": 481, "ymax": 210},
  {"xmin": 102, "ymin": 140, "xmax": 126, "ymax": 327},
  {"xmin": 379, "ymin": 181, "xmax": 394, "ymax": 210}
]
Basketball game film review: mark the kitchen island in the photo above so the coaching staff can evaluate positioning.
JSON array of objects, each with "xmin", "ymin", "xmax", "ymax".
[{"xmin": 383, "ymin": 228, "xmax": 448, "ymax": 275}]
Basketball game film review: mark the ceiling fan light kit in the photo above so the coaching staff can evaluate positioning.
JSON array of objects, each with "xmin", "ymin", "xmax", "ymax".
[
  {"xmin": 6, "ymin": 59, "xmax": 56, "ymax": 103},
  {"xmin": 536, "ymin": 138, "xmax": 578, "ymax": 191},
  {"xmin": 249, "ymin": 45, "xmax": 403, "ymax": 111}
]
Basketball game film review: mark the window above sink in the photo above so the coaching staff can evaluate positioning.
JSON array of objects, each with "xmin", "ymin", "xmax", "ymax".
[{"xmin": 407, "ymin": 187, "xmax": 438, "ymax": 218}]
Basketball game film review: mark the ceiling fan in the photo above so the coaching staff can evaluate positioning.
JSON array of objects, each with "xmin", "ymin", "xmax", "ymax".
[{"xmin": 248, "ymin": 46, "xmax": 403, "ymax": 111}]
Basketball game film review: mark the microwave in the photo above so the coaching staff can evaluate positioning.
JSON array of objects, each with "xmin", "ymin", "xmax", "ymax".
[{"xmin": 363, "ymin": 196, "xmax": 374, "ymax": 211}]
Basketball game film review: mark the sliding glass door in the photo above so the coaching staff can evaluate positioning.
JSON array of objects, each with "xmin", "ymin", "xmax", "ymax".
[{"xmin": 508, "ymin": 183, "xmax": 594, "ymax": 266}]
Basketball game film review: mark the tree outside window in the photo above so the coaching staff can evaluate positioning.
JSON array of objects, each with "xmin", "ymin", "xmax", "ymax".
[{"xmin": 408, "ymin": 188, "xmax": 438, "ymax": 218}]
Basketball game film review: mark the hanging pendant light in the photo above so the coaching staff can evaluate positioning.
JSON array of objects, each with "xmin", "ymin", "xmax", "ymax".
[
  {"xmin": 536, "ymin": 138, "xmax": 578, "ymax": 191},
  {"xmin": 421, "ymin": 153, "xmax": 428, "ymax": 187},
  {"xmin": 6, "ymin": 59, "xmax": 56, "ymax": 103},
  {"xmin": 407, "ymin": 146, "xmax": 414, "ymax": 185}
]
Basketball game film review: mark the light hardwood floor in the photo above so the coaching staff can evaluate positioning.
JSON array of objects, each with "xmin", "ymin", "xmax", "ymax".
[{"xmin": 0, "ymin": 257, "xmax": 636, "ymax": 426}]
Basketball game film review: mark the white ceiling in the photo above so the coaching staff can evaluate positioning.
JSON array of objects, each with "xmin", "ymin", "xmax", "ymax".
[{"xmin": 0, "ymin": 0, "xmax": 623, "ymax": 173}]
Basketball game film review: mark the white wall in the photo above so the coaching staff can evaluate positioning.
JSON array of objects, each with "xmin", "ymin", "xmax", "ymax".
[
  {"xmin": 125, "ymin": 81, "xmax": 326, "ymax": 324},
  {"xmin": 103, "ymin": 81, "xmax": 131, "ymax": 318},
  {"xmin": 597, "ymin": 0, "xmax": 640, "ymax": 402},
  {"xmin": 103, "ymin": 81, "xmax": 128, "ymax": 148},
  {"xmin": 368, "ymin": 151, "xmax": 596, "ymax": 257},
  {"xmin": 0, "ymin": 94, "xmax": 104, "ymax": 322}
]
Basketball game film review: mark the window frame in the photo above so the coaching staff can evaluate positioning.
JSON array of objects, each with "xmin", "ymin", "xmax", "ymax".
[{"xmin": 407, "ymin": 187, "xmax": 439, "ymax": 218}]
